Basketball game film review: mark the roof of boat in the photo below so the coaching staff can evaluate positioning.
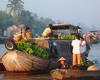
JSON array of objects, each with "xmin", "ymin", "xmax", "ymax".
[{"xmin": 48, "ymin": 24, "xmax": 81, "ymax": 30}]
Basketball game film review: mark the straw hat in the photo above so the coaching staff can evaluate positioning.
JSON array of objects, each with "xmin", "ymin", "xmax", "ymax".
[{"xmin": 58, "ymin": 57, "xmax": 66, "ymax": 62}]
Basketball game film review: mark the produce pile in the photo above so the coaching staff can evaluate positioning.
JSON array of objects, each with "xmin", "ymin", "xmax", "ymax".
[
  {"xmin": 83, "ymin": 32, "xmax": 97, "ymax": 43},
  {"xmin": 16, "ymin": 40, "xmax": 49, "ymax": 59},
  {"xmin": 81, "ymin": 59, "xmax": 94, "ymax": 66},
  {"xmin": 58, "ymin": 34, "xmax": 76, "ymax": 40}
]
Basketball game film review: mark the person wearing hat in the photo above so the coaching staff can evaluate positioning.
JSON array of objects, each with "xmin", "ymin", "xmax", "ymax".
[{"xmin": 58, "ymin": 57, "xmax": 69, "ymax": 69}]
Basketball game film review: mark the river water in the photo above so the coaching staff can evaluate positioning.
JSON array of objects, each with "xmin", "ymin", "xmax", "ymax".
[{"xmin": 0, "ymin": 44, "xmax": 100, "ymax": 80}]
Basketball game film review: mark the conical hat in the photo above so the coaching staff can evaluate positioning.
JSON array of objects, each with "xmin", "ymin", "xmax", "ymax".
[{"xmin": 58, "ymin": 57, "xmax": 66, "ymax": 62}]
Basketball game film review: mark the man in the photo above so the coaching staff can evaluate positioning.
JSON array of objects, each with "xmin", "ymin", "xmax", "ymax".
[
  {"xmin": 42, "ymin": 27, "xmax": 52, "ymax": 37},
  {"xmin": 72, "ymin": 35, "xmax": 81, "ymax": 65}
]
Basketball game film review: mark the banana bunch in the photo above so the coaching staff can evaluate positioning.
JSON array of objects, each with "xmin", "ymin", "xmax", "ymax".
[
  {"xmin": 58, "ymin": 34, "xmax": 76, "ymax": 40},
  {"xmin": 17, "ymin": 40, "xmax": 49, "ymax": 59}
]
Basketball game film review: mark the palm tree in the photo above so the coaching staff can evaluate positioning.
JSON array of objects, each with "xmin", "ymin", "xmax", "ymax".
[{"xmin": 7, "ymin": 0, "xmax": 24, "ymax": 16}]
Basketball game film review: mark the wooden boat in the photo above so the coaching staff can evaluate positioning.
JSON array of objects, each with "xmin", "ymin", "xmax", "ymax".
[
  {"xmin": 1, "ymin": 50, "xmax": 49, "ymax": 72},
  {"xmin": 51, "ymin": 69, "xmax": 100, "ymax": 80},
  {"xmin": 3, "ymin": 24, "xmax": 90, "ymax": 73}
]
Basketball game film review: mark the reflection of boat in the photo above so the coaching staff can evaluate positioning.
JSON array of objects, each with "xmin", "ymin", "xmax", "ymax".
[
  {"xmin": 2, "ymin": 50, "xmax": 49, "ymax": 72},
  {"xmin": 51, "ymin": 69, "xmax": 100, "ymax": 80}
]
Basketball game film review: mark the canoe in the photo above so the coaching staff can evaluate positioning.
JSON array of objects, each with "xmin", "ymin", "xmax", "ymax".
[
  {"xmin": 2, "ymin": 50, "xmax": 49, "ymax": 72},
  {"xmin": 51, "ymin": 69, "xmax": 100, "ymax": 80}
]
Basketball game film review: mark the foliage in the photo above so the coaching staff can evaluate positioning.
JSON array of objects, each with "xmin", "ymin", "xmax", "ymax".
[
  {"xmin": 0, "ymin": 11, "xmax": 13, "ymax": 29},
  {"xmin": 0, "ymin": 0, "xmax": 55, "ymax": 36},
  {"xmin": 16, "ymin": 39, "xmax": 49, "ymax": 59},
  {"xmin": 58, "ymin": 34, "xmax": 76, "ymax": 40},
  {"xmin": 0, "ymin": 10, "xmax": 55, "ymax": 36},
  {"xmin": 81, "ymin": 59, "xmax": 94, "ymax": 66},
  {"xmin": 18, "ymin": 10, "xmax": 34, "ymax": 25},
  {"xmin": 7, "ymin": 0, "xmax": 24, "ymax": 16},
  {"xmin": 7, "ymin": 0, "xmax": 24, "ymax": 24}
]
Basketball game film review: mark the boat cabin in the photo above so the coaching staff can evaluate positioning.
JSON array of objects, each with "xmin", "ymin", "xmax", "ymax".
[{"xmin": 34, "ymin": 24, "xmax": 81, "ymax": 65}]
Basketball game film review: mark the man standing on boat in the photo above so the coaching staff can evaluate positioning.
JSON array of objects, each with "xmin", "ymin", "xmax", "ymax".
[{"xmin": 72, "ymin": 35, "xmax": 81, "ymax": 65}]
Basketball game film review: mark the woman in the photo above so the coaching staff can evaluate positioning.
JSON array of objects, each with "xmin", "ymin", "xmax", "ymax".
[
  {"xmin": 72, "ymin": 35, "xmax": 81, "ymax": 65},
  {"xmin": 22, "ymin": 26, "xmax": 32, "ymax": 40}
]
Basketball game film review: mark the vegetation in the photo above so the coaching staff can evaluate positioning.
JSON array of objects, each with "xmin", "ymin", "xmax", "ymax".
[
  {"xmin": 81, "ymin": 59, "xmax": 94, "ymax": 66},
  {"xmin": 58, "ymin": 34, "xmax": 76, "ymax": 40},
  {"xmin": 7, "ymin": 0, "xmax": 24, "ymax": 16},
  {"xmin": 7, "ymin": 0, "xmax": 24, "ymax": 24},
  {"xmin": 16, "ymin": 39, "xmax": 49, "ymax": 59},
  {"xmin": 0, "ymin": 0, "xmax": 55, "ymax": 36}
]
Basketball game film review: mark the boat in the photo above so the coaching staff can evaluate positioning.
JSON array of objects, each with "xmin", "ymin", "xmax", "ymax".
[
  {"xmin": 1, "ymin": 50, "xmax": 49, "ymax": 72},
  {"xmin": 3, "ymin": 24, "xmax": 90, "ymax": 72},
  {"xmin": 51, "ymin": 69, "xmax": 100, "ymax": 80}
]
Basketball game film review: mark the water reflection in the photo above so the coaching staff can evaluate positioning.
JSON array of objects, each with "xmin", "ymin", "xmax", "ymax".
[
  {"xmin": 0, "ymin": 72, "xmax": 99, "ymax": 80},
  {"xmin": 0, "ymin": 72, "xmax": 51, "ymax": 80}
]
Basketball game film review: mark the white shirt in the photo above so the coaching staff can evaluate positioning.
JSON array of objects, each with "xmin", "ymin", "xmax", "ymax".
[
  {"xmin": 72, "ymin": 39, "xmax": 81, "ymax": 54},
  {"xmin": 80, "ymin": 41, "xmax": 86, "ymax": 53}
]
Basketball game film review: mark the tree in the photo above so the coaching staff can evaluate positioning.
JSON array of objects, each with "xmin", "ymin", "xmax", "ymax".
[
  {"xmin": 7, "ymin": 0, "xmax": 24, "ymax": 16},
  {"xmin": 19, "ymin": 10, "xmax": 34, "ymax": 25},
  {"xmin": 0, "ymin": 11, "xmax": 13, "ymax": 29}
]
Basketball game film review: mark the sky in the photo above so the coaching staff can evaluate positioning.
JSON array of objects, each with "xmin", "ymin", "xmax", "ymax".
[{"xmin": 0, "ymin": 0, "xmax": 100, "ymax": 30}]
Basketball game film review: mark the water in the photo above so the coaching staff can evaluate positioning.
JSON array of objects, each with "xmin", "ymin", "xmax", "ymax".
[
  {"xmin": 0, "ymin": 44, "xmax": 6, "ymax": 56},
  {"xmin": 0, "ymin": 44, "xmax": 100, "ymax": 80},
  {"xmin": 88, "ymin": 43, "xmax": 100, "ymax": 66},
  {"xmin": 0, "ymin": 73, "xmax": 51, "ymax": 80}
]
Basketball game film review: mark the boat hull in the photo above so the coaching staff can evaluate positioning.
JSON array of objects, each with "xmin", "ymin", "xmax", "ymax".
[{"xmin": 2, "ymin": 50, "xmax": 49, "ymax": 72}]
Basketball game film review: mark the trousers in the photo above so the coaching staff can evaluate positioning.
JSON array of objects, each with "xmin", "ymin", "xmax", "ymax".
[{"xmin": 73, "ymin": 53, "xmax": 81, "ymax": 65}]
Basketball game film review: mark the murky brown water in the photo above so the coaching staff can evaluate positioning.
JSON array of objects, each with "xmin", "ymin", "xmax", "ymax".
[
  {"xmin": 0, "ymin": 72, "xmax": 52, "ymax": 80},
  {"xmin": 0, "ymin": 72, "xmax": 99, "ymax": 80}
]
